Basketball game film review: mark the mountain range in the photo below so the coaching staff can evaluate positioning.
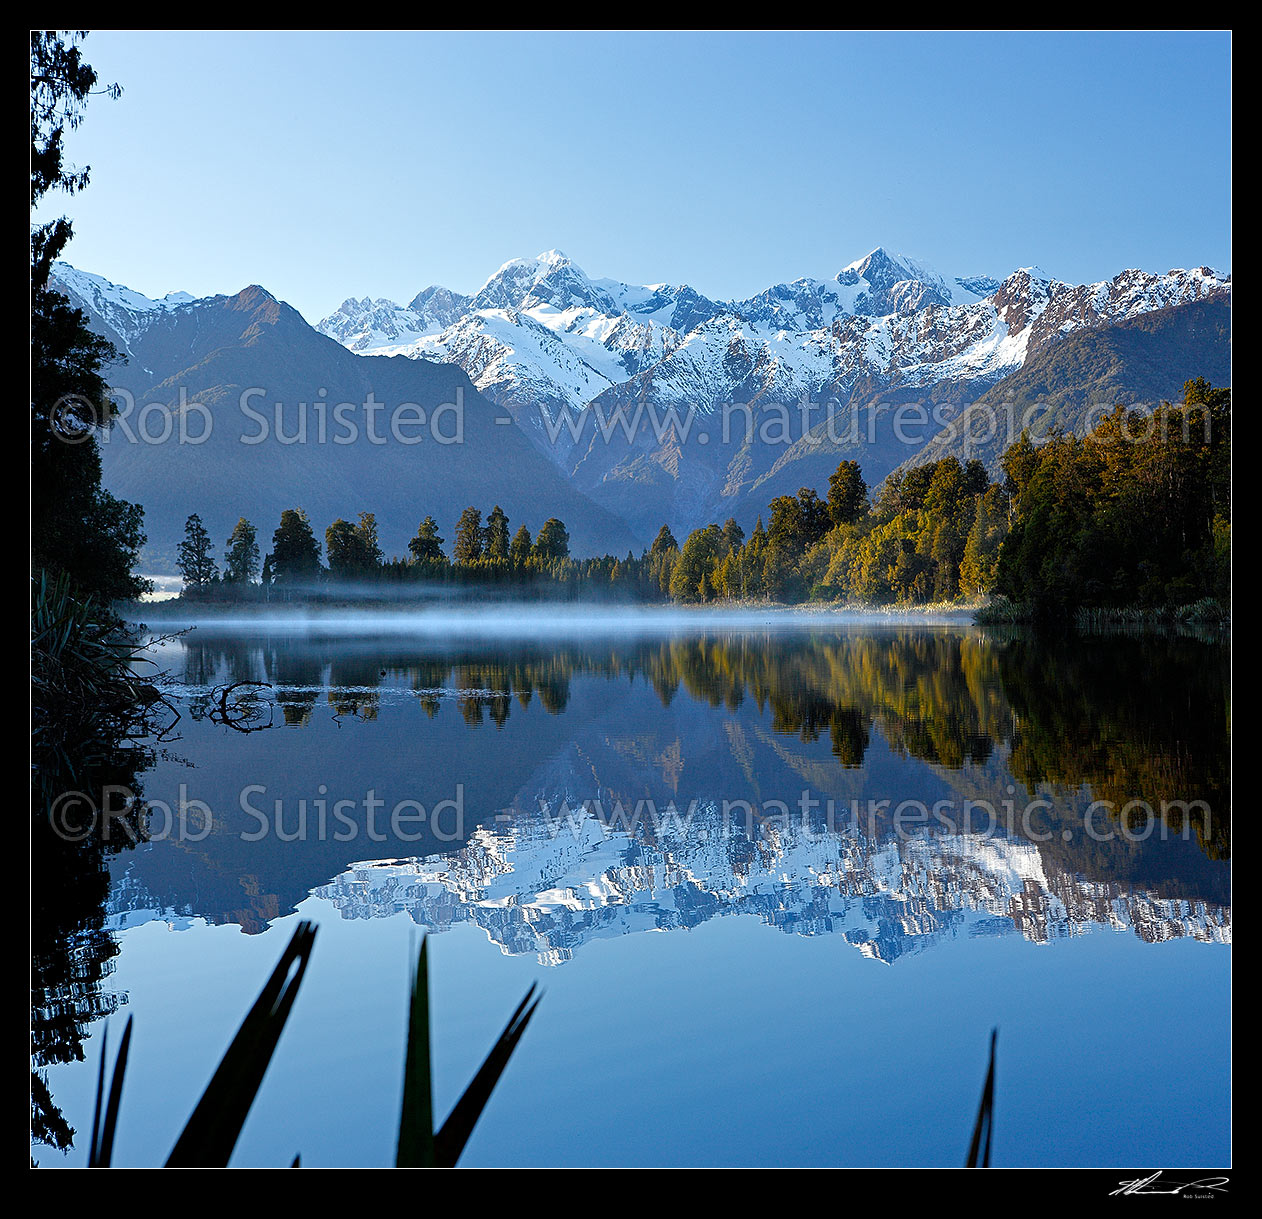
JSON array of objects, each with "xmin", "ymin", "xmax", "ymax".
[{"xmin": 49, "ymin": 248, "xmax": 1231, "ymax": 569}]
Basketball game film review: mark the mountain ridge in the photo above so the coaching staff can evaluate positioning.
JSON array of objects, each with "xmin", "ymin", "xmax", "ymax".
[{"xmin": 48, "ymin": 250, "xmax": 1231, "ymax": 562}]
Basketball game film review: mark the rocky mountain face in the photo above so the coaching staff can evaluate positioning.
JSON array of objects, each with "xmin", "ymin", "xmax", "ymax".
[
  {"xmin": 49, "ymin": 247, "xmax": 1231, "ymax": 560},
  {"xmin": 907, "ymin": 296, "xmax": 1233, "ymax": 474}
]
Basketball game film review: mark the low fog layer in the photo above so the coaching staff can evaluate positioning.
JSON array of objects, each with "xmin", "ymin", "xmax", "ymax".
[{"xmin": 133, "ymin": 601, "xmax": 978, "ymax": 638}]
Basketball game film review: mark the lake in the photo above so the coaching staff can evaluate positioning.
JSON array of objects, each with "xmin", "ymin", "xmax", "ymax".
[{"xmin": 31, "ymin": 611, "xmax": 1230, "ymax": 1167}]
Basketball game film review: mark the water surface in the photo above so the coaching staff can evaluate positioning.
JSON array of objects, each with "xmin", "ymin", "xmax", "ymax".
[{"xmin": 32, "ymin": 615, "xmax": 1230, "ymax": 1167}]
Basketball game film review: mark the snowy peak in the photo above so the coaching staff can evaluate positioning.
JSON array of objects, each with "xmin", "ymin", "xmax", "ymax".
[
  {"xmin": 47, "ymin": 262, "xmax": 197, "ymax": 352},
  {"xmin": 469, "ymin": 248, "xmax": 612, "ymax": 315},
  {"xmin": 318, "ymin": 284, "xmax": 470, "ymax": 353},
  {"xmin": 48, "ymin": 262, "xmax": 195, "ymax": 316},
  {"xmin": 303, "ymin": 249, "xmax": 1229, "ymax": 488},
  {"xmin": 836, "ymin": 246, "xmax": 987, "ymax": 314},
  {"xmin": 406, "ymin": 284, "xmax": 471, "ymax": 328}
]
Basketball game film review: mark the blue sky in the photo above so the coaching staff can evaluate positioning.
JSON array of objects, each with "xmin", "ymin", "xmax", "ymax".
[{"xmin": 40, "ymin": 30, "xmax": 1231, "ymax": 324}]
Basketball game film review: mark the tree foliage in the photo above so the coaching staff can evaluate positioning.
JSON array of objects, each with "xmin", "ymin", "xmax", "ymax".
[
  {"xmin": 31, "ymin": 32, "xmax": 144, "ymax": 603},
  {"xmin": 224, "ymin": 519, "xmax": 261, "ymax": 584},
  {"xmin": 268, "ymin": 509, "xmax": 322, "ymax": 585}
]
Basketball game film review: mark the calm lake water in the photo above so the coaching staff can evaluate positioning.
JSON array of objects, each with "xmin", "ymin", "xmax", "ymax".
[{"xmin": 32, "ymin": 612, "xmax": 1230, "ymax": 1168}]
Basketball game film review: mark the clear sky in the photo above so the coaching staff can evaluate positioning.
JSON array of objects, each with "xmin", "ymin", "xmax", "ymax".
[{"xmin": 39, "ymin": 29, "xmax": 1232, "ymax": 324}]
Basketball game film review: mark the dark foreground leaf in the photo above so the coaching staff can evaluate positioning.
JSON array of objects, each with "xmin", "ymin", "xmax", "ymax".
[
  {"xmin": 395, "ymin": 936, "xmax": 540, "ymax": 1167},
  {"xmin": 965, "ymin": 1028, "xmax": 997, "ymax": 1168},
  {"xmin": 88, "ymin": 1015, "xmax": 133, "ymax": 1167},
  {"xmin": 395, "ymin": 939, "xmax": 436, "ymax": 1166},
  {"xmin": 165, "ymin": 920, "xmax": 317, "ymax": 1166},
  {"xmin": 433, "ymin": 982, "xmax": 540, "ymax": 1167}
]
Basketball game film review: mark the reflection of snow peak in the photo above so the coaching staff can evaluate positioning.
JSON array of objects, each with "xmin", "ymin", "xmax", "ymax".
[{"xmin": 310, "ymin": 802, "xmax": 1231, "ymax": 966}]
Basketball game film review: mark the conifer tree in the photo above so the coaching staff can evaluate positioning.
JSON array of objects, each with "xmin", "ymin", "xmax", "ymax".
[
  {"xmin": 534, "ymin": 518, "xmax": 570, "ymax": 561},
  {"xmin": 454, "ymin": 507, "xmax": 484, "ymax": 563},
  {"xmin": 224, "ymin": 518, "xmax": 260, "ymax": 584},
  {"xmin": 177, "ymin": 513, "xmax": 218, "ymax": 590},
  {"xmin": 484, "ymin": 505, "xmax": 511, "ymax": 560},
  {"xmin": 270, "ymin": 509, "xmax": 322, "ymax": 584},
  {"xmin": 509, "ymin": 524, "xmax": 533, "ymax": 564}
]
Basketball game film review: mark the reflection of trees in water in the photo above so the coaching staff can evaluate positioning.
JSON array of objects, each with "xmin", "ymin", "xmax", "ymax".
[
  {"xmin": 995, "ymin": 632, "xmax": 1231, "ymax": 860},
  {"xmin": 31, "ymin": 747, "xmax": 149, "ymax": 1158},
  {"xmin": 176, "ymin": 629, "xmax": 1231, "ymax": 862}
]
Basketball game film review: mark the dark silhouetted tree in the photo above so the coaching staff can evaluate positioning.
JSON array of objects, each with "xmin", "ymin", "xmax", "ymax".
[
  {"xmin": 270, "ymin": 509, "xmax": 322, "ymax": 584},
  {"xmin": 31, "ymin": 32, "xmax": 144, "ymax": 603},
  {"xmin": 484, "ymin": 505, "xmax": 510, "ymax": 560},
  {"xmin": 176, "ymin": 513, "xmax": 217, "ymax": 590}
]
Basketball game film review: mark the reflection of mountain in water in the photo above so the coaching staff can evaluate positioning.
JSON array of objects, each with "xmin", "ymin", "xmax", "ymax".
[
  {"xmin": 105, "ymin": 625, "xmax": 1230, "ymax": 954},
  {"xmin": 310, "ymin": 798, "xmax": 1230, "ymax": 966}
]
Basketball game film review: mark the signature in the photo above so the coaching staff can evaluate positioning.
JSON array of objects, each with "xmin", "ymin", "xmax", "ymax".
[{"xmin": 1111, "ymin": 1171, "xmax": 1229, "ymax": 1196}]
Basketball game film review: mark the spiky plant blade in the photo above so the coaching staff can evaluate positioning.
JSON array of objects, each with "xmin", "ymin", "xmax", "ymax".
[
  {"xmin": 87, "ymin": 1016, "xmax": 133, "ymax": 1167},
  {"xmin": 965, "ymin": 1028, "xmax": 997, "ymax": 1168},
  {"xmin": 395, "ymin": 938, "xmax": 436, "ymax": 1167},
  {"xmin": 87, "ymin": 1024, "xmax": 108, "ymax": 1168},
  {"xmin": 433, "ymin": 984, "xmax": 540, "ymax": 1167},
  {"xmin": 165, "ymin": 920, "xmax": 317, "ymax": 1167}
]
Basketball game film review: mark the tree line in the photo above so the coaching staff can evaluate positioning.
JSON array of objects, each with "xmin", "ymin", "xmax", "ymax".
[
  {"xmin": 175, "ymin": 378, "xmax": 1230, "ymax": 614},
  {"xmin": 175, "ymin": 507, "xmax": 583, "ymax": 594}
]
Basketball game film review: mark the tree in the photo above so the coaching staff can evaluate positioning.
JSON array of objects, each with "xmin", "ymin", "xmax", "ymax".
[
  {"xmin": 31, "ymin": 32, "xmax": 144, "ymax": 603},
  {"xmin": 991, "ymin": 384, "xmax": 1231, "ymax": 613},
  {"xmin": 224, "ymin": 518, "xmax": 260, "ymax": 584},
  {"xmin": 670, "ymin": 525, "xmax": 722, "ymax": 601},
  {"xmin": 270, "ymin": 509, "xmax": 322, "ymax": 584},
  {"xmin": 31, "ymin": 31, "xmax": 120, "ymax": 286},
  {"xmin": 534, "ymin": 518, "xmax": 570, "ymax": 561},
  {"xmin": 720, "ymin": 518, "xmax": 745, "ymax": 554},
  {"xmin": 408, "ymin": 516, "xmax": 446, "ymax": 563},
  {"xmin": 650, "ymin": 524, "xmax": 678, "ymax": 555},
  {"xmin": 453, "ymin": 507, "xmax": 484, "ymax": 563},
  {"xmin": 325, "ymin": 519, "xmax": 360, "ymax": 580},
  {"xmin": 827, "ymin": 461, "xmax": 868, "ymax": 526},
  {"xmin": 509, "ymin": 524, "xmax": 533, "ymax": 564},
  {"xmin": 1001, "ymin": 430, "xmax": 1041, "ymax": 511},
  {"xmin": 876, "ymin": 464, "xmax": 935, "ymax": 518},
  {"xmin": 354, "ymin": 512, "xmax": 383, "ymax": 570},
  {"xmin": 768, "ymin": 488, "xmax": 830, "ymax": 550},
  {"xmin": 325, "ymin": 513, "xmax": 383, "ymax": 579},
  {"xmin": 484, "ymin": 505, "xmax": 511, "ymax": 560},
  {"xmin": 176, "ymin": 514, "xmax": 217, "ymax": 591},
  {"xmin": 960, "ymin": 487, "xmax": 1008, "ymax": 595}
]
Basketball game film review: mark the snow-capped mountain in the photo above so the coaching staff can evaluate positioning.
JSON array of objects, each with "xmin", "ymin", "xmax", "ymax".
[
  {"xmin": 46, "ymin": 264, "xmax": 197, "ymax": 358},
  {"xmin": 315, "ymin": 246, "xmax": 1013, "ymax": 419},
  {"xmin": 47, "ymin": 247, "xmax": 1231, "ymax": 552},
  {"xmin": 313, "ymin": 249, "xmax": 1230, "ymax": 529},
  {"xmin": 326, "ymin": 251, "xmax": 1227, "ymax": 421},
  {"xmin": 317, "ymin": 284, "xmax": 471, "ymax": 352}
]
